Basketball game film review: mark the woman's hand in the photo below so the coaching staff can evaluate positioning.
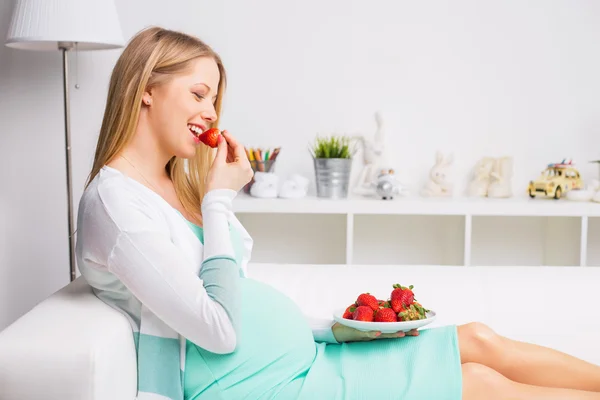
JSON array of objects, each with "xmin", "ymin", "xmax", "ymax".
[
  {"xmin": 206, "ymin": 130, "xmax": 253, "ymax": 192},
  {"xmin": 331, "ymin": 322, "xmax": 419, "ymax": 343}
]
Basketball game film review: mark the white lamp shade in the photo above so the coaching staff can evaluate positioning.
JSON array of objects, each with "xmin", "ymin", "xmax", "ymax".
[{"xmin": 5, "ymin": 0, "xmax": 124, "ymax": 51}]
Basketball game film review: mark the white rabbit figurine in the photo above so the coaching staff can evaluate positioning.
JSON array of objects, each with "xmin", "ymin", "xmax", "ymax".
[
  {"xmin": 421, "ymin": 151, "xmax": 454, "ymax": 197},
  {"xmin": 487, "ymin": 156, "xmax": 513, "ymax": 198},
  {"xmin": 353, "ymin": 111, "xmax": 390, "ymax": 196},
  {"xmin": 279, "ymin": 174, "xmax": 309, "ymax": 199},
  {"xmin": 467, "ymin": 157, "xmax": 494, "ymax": 197},
  {"xmin": 249, "ymin": 171, "xmax": 279, "ymax": 198}
]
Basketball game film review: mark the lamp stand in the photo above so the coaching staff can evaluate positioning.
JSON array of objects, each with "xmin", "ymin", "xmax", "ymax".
[{"xmin": 59, "ymin": 42, "xmax": 76, "ymax": 282}]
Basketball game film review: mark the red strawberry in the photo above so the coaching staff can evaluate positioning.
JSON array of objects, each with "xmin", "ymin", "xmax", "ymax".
[
  {"xmin": 390, "ymin": 286, "xmax": 404, "ymax": 313},
  {"xmin": 374, "ymin": 307, "xmax": 398, "ymax": 322},
  {"xmin": 198, "ymin": 128, "xmax": 221, "ymax": 148},
  {"xmin": 343, "ymin": 304, "xmax": 357, "ymax": 319},
  {"xmin": 352, "ymin": 305, "xmax": 374, "ymax": 322},
  {"xmin": 397, "ymin": 309, "xmax": 409, "ymax": 321},
  {"xmin": 378, "ymin": 300, "xmax": 391, "ymax": 308},
  {"xmin": 390, "ymin": 284, "xmax": 414, "ymax": 312},
  {"xmin": 356, "ymin": 293, "xmax": 379, "ymax": 311},
  {"xmin": 412, "ymin": 302, "xmax": 429, "ymax": 318}
]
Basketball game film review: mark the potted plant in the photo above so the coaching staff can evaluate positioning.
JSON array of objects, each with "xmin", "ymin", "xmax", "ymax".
[{"xmin": 309, "ymin": 135, "xmax": 355, "ymax": 198}]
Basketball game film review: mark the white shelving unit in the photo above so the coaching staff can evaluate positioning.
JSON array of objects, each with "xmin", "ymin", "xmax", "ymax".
[{"xmin": 233, "ymin": 194, "xmax": 600, "ymax": 267}]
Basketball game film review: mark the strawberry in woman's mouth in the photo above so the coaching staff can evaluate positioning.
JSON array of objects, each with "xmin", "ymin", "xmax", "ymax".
[
  {"xmin": 198, "ymin": 128, "xmax": 221, "ymax": 148},
  {"xmin": 187, "ymin": 123, "xmax": 206, "ymax": 143}
]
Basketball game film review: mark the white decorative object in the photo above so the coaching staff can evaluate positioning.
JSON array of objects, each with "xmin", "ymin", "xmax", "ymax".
[
  {"xmin": 487, "ymin": 156, "xmax": 514, "ymax": 198},
  {"xmin": 5, "ymin": 0, "xmax": 124, "ymax": 282},
  {"xmin": 373, "ymin": 168, "xmax": 408, "ymax": 200},
  {"xmin": 353, "ymin": 111, "xmax": 390, "ymax": 196},
  {"xmin": 467, "ymin": 157, "xmax": 495, "ymax": 197},
  {"xmin": 566, "ymin": 189, "xmax": 595, "ymax": 202},
  {"xmin": 588, "ymin": 179, "xmax": 600, "ymax": 203},
  {"xmin": 421, "ymin": 151, "xmax": 454, "ymax": 197},
  {"xmin": 249, "ymin": 172, "xmax": 279, "ymax": 198},
  {"xmin": 279, "ymin": 174, "xmax": 309, "ymax": 199}
]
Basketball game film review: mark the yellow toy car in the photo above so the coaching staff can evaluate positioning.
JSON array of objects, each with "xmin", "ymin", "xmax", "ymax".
[{"xmin": 528, "ymin": 160, "xmax": 583, "ymax": 199}]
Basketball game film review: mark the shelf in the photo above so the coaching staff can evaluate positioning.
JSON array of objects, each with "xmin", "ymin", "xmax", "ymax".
[
  {"xmin": 470, "ymin": 216, "xmax": 581, "ymax": 267},
  {"xmin": 352, "ymin": 215, "xmax": 465, "ymax": 265},
  {"xmin": 588, "ymin": 218, "xmax": 600, "ymax": 267},
  {"xmin": 233, "ymin": 194, "xmax": 600, "ymax": 217},
  {"xmin": 236, "ymin": 213, "xmax": 347, "ymax": 265},
  {"xmin": 233, "ymin": 194, "xmax": 599, "ymax": 267}
]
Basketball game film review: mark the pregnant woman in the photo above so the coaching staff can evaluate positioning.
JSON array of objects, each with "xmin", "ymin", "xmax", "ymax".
[{"xmin": 76, "ymin": 26, "xmax": 600, "ymax": 400}]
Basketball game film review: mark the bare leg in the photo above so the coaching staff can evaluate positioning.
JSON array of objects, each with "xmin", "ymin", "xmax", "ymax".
[
  {"xmin": 462, "ymin": 362, "xmax": 600, "ymax": 400},
  {"xmin": 458, "ymin": 322, "xmax": 600, "ymax": 392}
]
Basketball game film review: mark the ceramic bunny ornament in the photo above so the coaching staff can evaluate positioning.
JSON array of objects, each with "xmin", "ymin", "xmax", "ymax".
[
  {"xmin": 353, "ymin": 111, "xmax": 390, "ymax": 196},
  {"xmin": 467, "ymin": 157, "xmax": 495, "ymax": 197},
  {"xmin": 487, "ymin": 156, "xmax": 513, "ymax": 198},
  {"xmin": 421, "ymin": 151, "xmax": 454, "ymax": 197},
  {"xmin": 249, "ymin": 171, "xmax": 279, "ymax": 198}
]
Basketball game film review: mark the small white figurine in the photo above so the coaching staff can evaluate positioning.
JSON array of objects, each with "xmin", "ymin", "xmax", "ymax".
[
  {"xmin": 570, "ymin": 179, "xmax": 600, "ymax": 202},
  {"xmin": 279, "ymin": 174, "xmax": 309, "ymax": 199},
  {"xmin": 373, "ymin": 168, "xmax": 408, "ymax": 200},
  {"xmin": 353, "ymin": 111, "xmax": 390, "ymax": 196},
  {"xmin": 467, "ymin": 157, "xmax": 495, "ymax": 197},
  {"xmin": 249, "ymin": 171, "xmax": 279, "ymax": 198},
  {"xmin": 421, "ymin": 151, "xmax": 454, "ymax": 197},
  {"xmin": 487, "ymin": 156, "xmax": 513, "ymax": 198}
]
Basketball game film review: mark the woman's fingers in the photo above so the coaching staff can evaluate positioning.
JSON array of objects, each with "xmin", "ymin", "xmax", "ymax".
[
  {"xmin": 366, "ymin": 330, "xmax": 419, "ymax": 341},
  {"xmin": 220, "ymin": 130, "xmax": 235, "ymax": 163},
  {"xmin": 378, "ymin": 331, "xmax": 406, "ymax": 339},
  {"xmin": 221, "ymin": 130, "xmax": 248, "ymax": 162},
  {"xmin": 213, "ymin": 135, "xmax": 227, "ymax": 165}
]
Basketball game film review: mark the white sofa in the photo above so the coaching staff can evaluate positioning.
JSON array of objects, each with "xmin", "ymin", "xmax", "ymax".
[{"xmin": 1, "ymin": 263, "xmax": 599, "ymax": 400}]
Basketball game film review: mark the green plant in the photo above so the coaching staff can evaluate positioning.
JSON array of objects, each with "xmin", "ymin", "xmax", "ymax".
[{"xmin": 309, "ymin": 135, "xmax": 354, "ymax": 159}]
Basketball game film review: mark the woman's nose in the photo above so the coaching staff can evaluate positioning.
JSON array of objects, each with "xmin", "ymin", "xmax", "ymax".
[{"xmin": 201, "ymin": 106, "xmax": 217, "ymax": 123}]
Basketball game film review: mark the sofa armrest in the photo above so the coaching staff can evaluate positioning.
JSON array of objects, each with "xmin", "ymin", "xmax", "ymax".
[{"xmin": 0, "ymin": 277, "xmax": 137, "ymax": 400}]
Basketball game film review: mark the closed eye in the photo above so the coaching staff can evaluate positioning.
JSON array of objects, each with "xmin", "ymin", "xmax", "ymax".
[{"xmin": 194, "ymin": 92, "xmax": 218, "ymax": 106}]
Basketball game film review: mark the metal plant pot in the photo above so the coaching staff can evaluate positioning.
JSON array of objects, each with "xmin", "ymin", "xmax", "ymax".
[{"xmin": 313, "ymin": 158, "xmax": 352, "ymax": 199}]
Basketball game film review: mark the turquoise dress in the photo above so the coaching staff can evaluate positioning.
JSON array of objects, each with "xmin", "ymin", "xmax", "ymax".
[{"xmin": 183, "ymin": 223, "xmax": 463, "ymax": 400}]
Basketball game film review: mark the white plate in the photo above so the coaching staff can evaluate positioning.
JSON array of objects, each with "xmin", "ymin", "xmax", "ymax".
[{"xmin": 333, "ymin": 308, "xmax": 437, "ymax": 333}]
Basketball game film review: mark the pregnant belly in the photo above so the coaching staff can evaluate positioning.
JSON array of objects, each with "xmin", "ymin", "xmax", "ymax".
[{"xmin": 185, "ymin": 278, "xmax": 317, "ymax": 398}]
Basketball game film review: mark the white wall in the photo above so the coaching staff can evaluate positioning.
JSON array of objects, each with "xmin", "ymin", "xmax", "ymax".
[
  {"xmin": 1, "ymin": 0, "xmax": 71, "ymax": 330},
  {"xmin": 1, "ymin": 0, "xmax": 600, "ymax": 330}
]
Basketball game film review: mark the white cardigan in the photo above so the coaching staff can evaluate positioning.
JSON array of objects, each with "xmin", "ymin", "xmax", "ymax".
[{"xmin": 76, "ymin": 166, "xmax": 336, "ymax": 399}]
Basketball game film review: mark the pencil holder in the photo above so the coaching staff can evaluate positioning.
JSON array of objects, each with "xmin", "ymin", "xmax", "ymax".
[{"xmin": 243, "ymin": 160, "xmax": 277, "ymax": 194}]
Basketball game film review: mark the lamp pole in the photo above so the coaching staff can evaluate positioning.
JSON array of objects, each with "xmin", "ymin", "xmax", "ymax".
[{"xmin": 59, "ymin": 41, "xmax": 76, "ymax": 282}]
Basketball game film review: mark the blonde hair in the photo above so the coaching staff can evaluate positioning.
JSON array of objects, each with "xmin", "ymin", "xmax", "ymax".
[{"xmin": 86, "ymin": 26, "xmax": 227, "ymax": 222}]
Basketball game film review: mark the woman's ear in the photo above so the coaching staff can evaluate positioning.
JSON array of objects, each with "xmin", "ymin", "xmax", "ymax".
[{"xmin": 142, "ymin": 91, "xmax": 152, "ymax": 106}]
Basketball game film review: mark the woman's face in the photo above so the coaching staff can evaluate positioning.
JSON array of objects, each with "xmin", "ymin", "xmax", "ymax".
[{"xmin": 142, "ymin": 56, "xmax": 220, "ymax": 159}]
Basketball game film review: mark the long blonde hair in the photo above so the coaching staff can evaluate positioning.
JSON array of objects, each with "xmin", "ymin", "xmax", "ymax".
[{"xmin": 86, "ymin": 26, "xmax": 227, "ymax": 220}]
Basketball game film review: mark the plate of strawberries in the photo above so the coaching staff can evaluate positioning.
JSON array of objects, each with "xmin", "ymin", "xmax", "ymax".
[{"xmin": 333, "ymin": 284, "xmax": 436, "ymax": 333}]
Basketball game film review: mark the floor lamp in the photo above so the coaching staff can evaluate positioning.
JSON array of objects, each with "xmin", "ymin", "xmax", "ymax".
[{"xmin": 5, "ymin": 0, "xmax": 124, "ymax": 282}]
